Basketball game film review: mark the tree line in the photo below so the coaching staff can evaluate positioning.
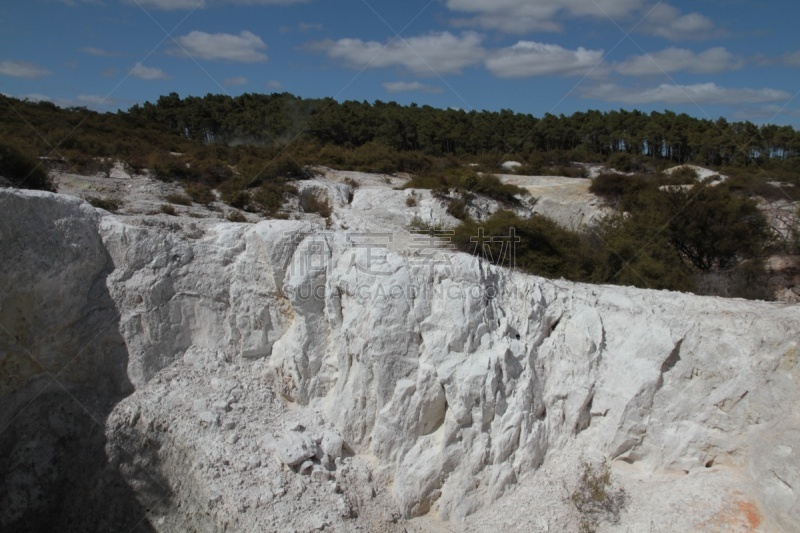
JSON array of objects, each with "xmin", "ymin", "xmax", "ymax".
[
  {"xmin": 2, "ymin": 92, "xmax": 799, "ymax": 187},
  {"xmin": 127, "ymin": 92, "xmax": 800, "ymax": 167}
]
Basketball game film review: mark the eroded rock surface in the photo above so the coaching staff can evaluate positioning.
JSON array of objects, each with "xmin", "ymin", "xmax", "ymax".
[{"xmin": 1, "ymin": 187, "xmax": 799, "ymax": 532}]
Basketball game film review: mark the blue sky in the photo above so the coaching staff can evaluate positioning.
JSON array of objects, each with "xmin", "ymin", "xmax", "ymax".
[{"xmin": 2, "ymin": 0, "xmax": 799, "ymax": 126}]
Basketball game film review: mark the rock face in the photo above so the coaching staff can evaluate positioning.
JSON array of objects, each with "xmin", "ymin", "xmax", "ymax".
[
  {"xmin": 2, "ymin": 187, "xmax": 799, "ymax": 532},
  {"xmin": 0, "ymin": 190, "xmax": 131, "ymax": 398},
  {"xmin": 0, "ymin": 191, "xmax": 147, "ymax": 531}
]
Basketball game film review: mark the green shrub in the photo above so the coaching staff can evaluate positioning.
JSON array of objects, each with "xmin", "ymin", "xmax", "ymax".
[
  {"xmin": 409, "ymin": 216, "xmax": 446, "ymax": 233},
  {"xmin": 608, "ymin": 153, "xmax": 646, "ymax": 174},
  {"xmin": 217, "ymin": 177, "xmax": 250, "ymax": 208},
  {"xmin": 663, "ymin": 183, "xmax": 771, "ymax": 271},
  {"xmin": 149, "ymin": 152, "xmax": 193, "ymax": 181},
  {"xmin": 183, "ymin": 182, "xmax": 215, "ymax": 205},
  {"xmin": 446, "ymin": 195, "xmax": 471, "ymax": 220},
  {"xmin": 226, "ymin": 210, "xmax": 247, "ymax": 223},
  {"xmin": 586, "ymin": 181, "xmax": 771, "ymax": 293},
  {"xmin": 453, "ymin": 210, "xmax": 584, "ymax": 277},
  {"xmin": 0, "ymin": 143, "xmax": 54, "ymax": 191},
  {"xmin": 86, "ymin": 195, "xmax": 121, "ymax": 212},
  {"xmin": 589, "ymin": 172, "xmax": 636, "ymax": 198},
  {"xmin": 164, "ymin": 193, "xmax": 192, "ymax": 206},
  {"xmin": 694, "ymin": 260, "xmax": 772, "ymax": 300},
  {"xmin": 237, "ymin": 152, "xmax": 310, "ymax": 186},
  {"xmin": 543, "ymin": 165, "xmax": 588, "ymax": 178},
  {"xmin": 124, "ymin": 154, "xmax": 149, "ymax": 175},
  {"xmin": 403, "ymin": 172, "xmax": 451, "ymax": 192},
  {"xmin": 405, "ymin": 170, "xmax": 526, "ymax": 204},
  {"xmin": 589, "ymin": 173, "xmax": 653, "ymax": 209},
  {"xmin": 302, "ymin": 195, "xmax": 332, "ymax": 218},
  {"xmin": 159, "ymin": 204, "xmax": 177, "ymax": 216},
  {"xmin": 225, "ymin": 190, "xmax": 249, "ymax": 209},
  {"xmin": 570, "ymin": 462, "xmax": 625, "ymax": 533},
  {"xmin": 249, "ymin": 182, "xmax": 297, "ymax": 215},
  {"xmin": 587, "ymin": 212, "xmax": 696, "ymax": 292},
  {"xmin": 725, "ymin": 174, "xmax": 800, "ymax": 202},
  {"xmin": 64, "ymin": 153, "xmax": 114, "ymax": 176},
  {"xmin": 265, "ymin": 154, "xmax": 308, "ymax": 180},
  {"xmin": 667, "ymin": 165, "xmax": 699, "ymax": 183},
  {"xmin": 459, "ymin": 172, "xmax": 527, "ymax": 202}
]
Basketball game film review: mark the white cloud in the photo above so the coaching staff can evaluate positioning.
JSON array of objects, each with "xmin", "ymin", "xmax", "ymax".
[
  {"xmin": 80, "ymin": 46, "xmax": 115, "ymax": 57},
  {"xmin": 445, "ymin": 0, "xmax": 644, "ymax": 33},
  {"xmin": 615, "ymin": 47, "xmax": 742, "ymax": 76},
  {"xmin": 583, "ymin": 82, "xmax": 791, "ymax": 105},
  {"xmin": 223, "ymin": 76, "xmax": 248, "ymax": 86},
  {"xmin": 639, "ymin": 4, "xmax": 717, "ymax": 41},
  {"xmin": 313, "ymin": 32, "xmax": 485, "ymax": 75},
  {"xmin": 783, "ymin": 51, "xmax": 800, "ymax": 67},
  {"xmin": 130, "ymin": 63, "xmax": 170, "ymax": 80},
  {"xmin": 175, "ymin": 30, "xmax": 268, "ymax": 62},
  {"xmin": 486, "ymin": 41, "xmax": 605, "ymax": 78},
  {"xmin": 383, "ymin": 81, "xmax": 443, "ymax": 94},
  {"xmin": 445, "ymin": 0, "xmax": 718, "ymax": 41},
  {"xmin": 0, "ymin": 60, "xmax": 52, "ymax": 79},
  {"xmin": 265, "ymin": 80, "xmax": 283, "ymax": 89}
]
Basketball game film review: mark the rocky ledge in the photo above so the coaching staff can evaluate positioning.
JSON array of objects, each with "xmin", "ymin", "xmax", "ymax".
[{"xmin": 1, "ymin": 188, "xmax": 798, "ymax": 532}]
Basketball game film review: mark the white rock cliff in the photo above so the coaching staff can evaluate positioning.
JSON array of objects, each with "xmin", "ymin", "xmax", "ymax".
[{"xmin": 1, "ymin": 187, "xmax": 798, "ymax": 532}]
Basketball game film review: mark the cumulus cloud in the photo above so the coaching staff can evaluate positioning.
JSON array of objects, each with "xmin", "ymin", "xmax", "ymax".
[
  {"xmin": 583, "ymin": 82, "xmax": 791, "ymax": 105},
  {"xmin": 175, "ymin": 30, "xmax": 268, "ymax": 62},
  {"xmin": 0, "ymin": 60, "xmax": 52, "ymax": 79},
  {"xmin": 130, "ymin": 63, "xmax": 170, "ymax": 80},
  {"xmin": 312, "ymin": 32, "xmax": 485, "ymax": 75},
  {"xmin": 445, "ymin": 0, "xmax": 718, "ymax": 41},
  {"xmin": 486, "ymin": 41, "xmax": 605, "ymax": 78},
  {"xmin": 639, "ymin": 4, "xmax": 717, "ymax": 41},
  {"xmin": 223, "ymin": 76, "xmax": 249, "ymax": 86},
  {"xmin": 445, "ymin": 0, "xmax": 644, "ymax": 33},
  {"xmin": 265, "ymin": 80, "xmax": 283, "ymax": 89},
  {"xmin": 615, "ymin": 47, "xmax": 742, "ymax": 76},
  {"xmin": 382, "ymin": 81, "xmax": 443, "ymax": 94}
]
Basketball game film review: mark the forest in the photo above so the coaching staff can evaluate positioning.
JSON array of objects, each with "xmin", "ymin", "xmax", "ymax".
[
  {"xmin": 2, "ymin": 91, "xmax": 800, "ymax": 171},
  {"xmin": 1, "ymin": 92, "xmax": 798, "ymax": 300}
]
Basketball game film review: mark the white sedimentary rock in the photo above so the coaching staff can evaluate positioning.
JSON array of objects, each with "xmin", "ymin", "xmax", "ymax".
[{"xmin": 2, "ymin": 188, "xmax": 799, "ymax": 531}]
